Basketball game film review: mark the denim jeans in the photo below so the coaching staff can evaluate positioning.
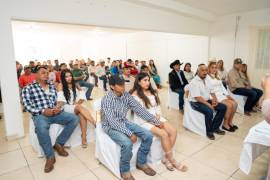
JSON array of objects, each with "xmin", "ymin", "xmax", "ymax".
[
  {"xmin": 105, "ymin": 122, "xmax": 153, "ymax": 174},
  {"xmin": 77, "ymin": 80, "xmax": 94, "ymax": 99},
  {"xmin": 32, "ymin": 112, "xmax": 79, "ymax": 158},
  {"xmin": 190, "ymin": 100, "xmax": 226, "ymax": 134},
  {"xmin": 233, "ymin": 88, "xmax": 263, "ymax": 112},
  {"xmin": 173, "ymin": 88, "xmax": 185, "ymax": 110}
]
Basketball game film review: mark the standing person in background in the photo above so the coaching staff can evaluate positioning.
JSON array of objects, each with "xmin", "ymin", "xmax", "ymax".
[
  {"xmin": 148, "ymin": 59, "xmax": 162, "ymax": 89},
  {"xmin": 69, "ymin": 60, "xmax": 74, "ymax": 70},
  {"xmin": 183, "ymin": 63, "xmax": 194, "ymax": 83},
  {"xmin": 169, "ymin": 60, "xmax": 188, "ymax": 113},
  {"xmin": 217, "ymin": 59, "xmax": 228, "ymax": 88},
  {"xmin": 72, "ymin": 62, "xmax": 94, "ymax": 100},
  {"xmin": 88, "ymin": 61, "xmax": 98, "ymax": 87}
]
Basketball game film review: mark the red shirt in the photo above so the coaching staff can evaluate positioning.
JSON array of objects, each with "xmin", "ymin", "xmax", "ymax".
[{"xmin": 18, "ymin": 73, "xmax": 36, "ymax": 88}]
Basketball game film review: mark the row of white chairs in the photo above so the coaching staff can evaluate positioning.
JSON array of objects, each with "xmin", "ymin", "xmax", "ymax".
[{"xmin": 29, "ymin": 98, "xmax": 163, "ymax": 179}]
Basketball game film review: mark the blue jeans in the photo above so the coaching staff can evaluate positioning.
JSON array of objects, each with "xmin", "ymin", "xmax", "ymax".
[
  {"xmin": 105, "ymin": 122, "xmax": 153, "ymax": 174},
  {"xmin": 32, "ymin": 112, "xmax": 79, "ymax": 158},
  {"xmin": 233, "ymin": 88, "xmax": 263, "ymax": 112},
  {"xmin": 174, "ymin": 88, "xmax": 185, "ymax": 110},
  {"xmin": 190, "ymin": 100, "xmax": 226, "ymax": 134},
  {"xmin": 77, "ymin": 80, "xmax": 94, "ymax": 99}
]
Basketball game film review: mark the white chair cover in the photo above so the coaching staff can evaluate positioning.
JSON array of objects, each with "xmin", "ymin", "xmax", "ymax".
[
  {"xmin": 167, "ymin": 88, "xmax": 179, "ymax": 110},
  {"xmin": 29, "ymin": 118, "xmax": 94, "ymax": 157},
  {"xmin": 239, "ymin": 120, "xmax": 270, "ymax": 174},
  {"xmin": 227, "ymin": 89, "xmax": 247, "ymax": 114},
  {"xmin": 183, "ymin": 98, "xmax": 206, "ymax": 137},
  {"xmin": 93, "ymin": 99, "xmax": 163, "ymax": 178}
]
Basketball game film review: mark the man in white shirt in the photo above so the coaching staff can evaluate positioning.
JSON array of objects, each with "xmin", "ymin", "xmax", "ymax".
[
  {"xmin": 188, "ymin": 64, "xmax": 226, "ymax": 140},
  {"xmin": 88, "ymin": 60, "xmax": 98, "ymax": 87}
]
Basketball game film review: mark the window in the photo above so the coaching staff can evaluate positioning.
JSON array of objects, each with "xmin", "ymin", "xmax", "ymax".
[{"xmin": 256, "ymin": 30, "xmax": 270, "ymax": 69}]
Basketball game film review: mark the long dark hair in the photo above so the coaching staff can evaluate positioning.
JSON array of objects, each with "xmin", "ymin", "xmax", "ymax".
[
  {"xmin": 129, "ymin": 73, "xmax": 160, "ymax": 108},
  {"xmin": 184, "ymin": 63, "xmax": 191, "ymax": 72},
  {"xmin": 60, "ymin": 69, "xmax": 76, "ymax": 104}
]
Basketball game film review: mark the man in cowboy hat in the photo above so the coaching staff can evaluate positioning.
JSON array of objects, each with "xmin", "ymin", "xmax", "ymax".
[{"xmin": 169, "ymin": 60, "xmax": 189, "ymax": 112}]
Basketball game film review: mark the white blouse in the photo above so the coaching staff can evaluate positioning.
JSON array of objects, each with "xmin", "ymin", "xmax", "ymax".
[
  {"xmin": 184, "ymin": 71, "xmax": 194, "ymax": 82},
  {"xmin": 132, "ymin": 95, "xmax": 162, "ymax": 126},
  {"xmin": 205, "ymin": 74, "xmax": 228, "ymax": 102},
  {"xmin": 217, "ymin": 69, "xmax": 227, "ymax": 81},
  {"xmin": 57, "ymin": 88, "xmax": 86, "ymax": 105}
]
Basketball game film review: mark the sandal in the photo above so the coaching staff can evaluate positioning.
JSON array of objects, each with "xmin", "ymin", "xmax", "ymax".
[
  {"xmin": 81, "ymin": 134, "xmax": 88, "ymax": 148},
  {"xmin": 162, "ymin": 158, "xmax": 174, "ymax": 171},
  {"xmin": 165, "ymin": 151, "xmax": 188, "ymax": 172}
]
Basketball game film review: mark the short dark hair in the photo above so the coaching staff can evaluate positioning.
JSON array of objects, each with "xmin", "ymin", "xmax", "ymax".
[
  {"xmin": 34, "ymin": 65, "xmax": 47, "ymax": 73},
  {"xmin": 140, "ymin": 65, "xmax": 148, "ymax": 71},
  {"xmin": 109, "ymin": 75, "xmax": 125, "ymax": 86}
]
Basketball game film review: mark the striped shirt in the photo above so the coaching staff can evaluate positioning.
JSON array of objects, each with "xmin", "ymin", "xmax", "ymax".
[
  {"xmin": 101, "ymin": 91, "xmax": 160, "ymax": 136},
  {"xmin": 21, "ymin": 80, "xmax": 57, "ymax": 116}
]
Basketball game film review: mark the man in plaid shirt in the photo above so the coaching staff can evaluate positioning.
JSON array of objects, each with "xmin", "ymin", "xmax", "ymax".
[
  {"xmin": 101, "ymin": 75, "xmax": 161, "ymax": 180},
  {"xmin": 21, "ymin": 65, "xmax": 79, "ymax": 173}
]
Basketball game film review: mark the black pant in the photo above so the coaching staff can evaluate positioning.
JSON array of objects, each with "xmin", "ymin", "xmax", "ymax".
[
  {"xmin": 190, "ymin": 100, "xmax": 226, "ymax": 134},
  {"xmin": 99, "ymin": 75, "xmax": 107, "ymax": 91},
  {"xmin": 233, "ymin": 88, "xmax": 263, "ymax": 112}
]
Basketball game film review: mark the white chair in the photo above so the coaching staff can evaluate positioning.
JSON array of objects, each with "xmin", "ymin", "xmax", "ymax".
[
  {"xmin": 167, "ymin": 88, "xmax": 179, "ymax": 110},
  {"xmin": 183, "ymin": 98, "xmax": 207, "ymax": 137},
  {"xmin": 228, "ymin": 89, "xmax": 247, "ymax": 114},
  {"xmin": 29, "ymin": 117, "xmax": 95, "ymax": 157},
  {"xmin": 93, "ymin": 99, "xmax": 163, "ymax": 178}
]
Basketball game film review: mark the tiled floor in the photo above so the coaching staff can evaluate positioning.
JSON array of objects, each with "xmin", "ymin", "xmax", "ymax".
[{"xmin": 0, "ymin": 87, "xmax": 269, "ymax": 180}]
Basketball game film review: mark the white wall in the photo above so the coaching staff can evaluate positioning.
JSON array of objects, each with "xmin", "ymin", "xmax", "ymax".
[
  {"xmin": 209, "ymin": 8, "xmax": 270, "ymax": 87},
  {"xmin": 0, "ymin": 0, "xmax": 210, "ymax": 139},
  {"xmin": 126, "ymin": 32, "xmax": 208, "ymax": 84}
]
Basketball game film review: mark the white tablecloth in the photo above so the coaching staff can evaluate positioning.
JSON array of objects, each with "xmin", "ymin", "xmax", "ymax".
[{"xmin": 239, "ymin": 120, "xmax": 270, "ymax": 174}]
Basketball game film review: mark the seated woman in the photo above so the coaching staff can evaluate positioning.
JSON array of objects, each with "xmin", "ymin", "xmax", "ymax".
[
  {"xmin": 148, "ymin": 59, "xmax": 162, "ymax": 89},
  {"xmin": 130, "ymin": 73, "xmax": 188, "ymax": 172},
  {"xmin": 57, "ymin": 69, "xmax": 96, "ymax": 148},
  {"xmin": 183, "ymin": 63, "xmax": 194, "ymax": 83},
  {"xmin": 217, "ymin": 59, "xmax": 227, "ymax": 89},
  {"xmin": 206, "ymin": 61, "xmax": 238, "ymax": 132}
]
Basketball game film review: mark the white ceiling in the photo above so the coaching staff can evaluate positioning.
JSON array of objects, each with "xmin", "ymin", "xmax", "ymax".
[{"xmin": 174, "ymin": 0, "xmax": 270, "ymax": 16}]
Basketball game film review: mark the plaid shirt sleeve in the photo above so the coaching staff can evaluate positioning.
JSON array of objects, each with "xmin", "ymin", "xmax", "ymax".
[
  {"xmin": 21, "ymin": 86, "xmax": 43, "ymax": 115},
  {"xmin": 101, "ymin": 97, "xmax": 133, "ymax": 137},
  {"xmin": 128, "ymin": 94, "xmax": 161, "ymax": 126}
]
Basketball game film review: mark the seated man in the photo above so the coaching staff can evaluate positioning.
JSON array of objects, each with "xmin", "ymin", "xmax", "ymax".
[
  {"xmin": 227, "ymin": 58, "xmax": 263, "ymax": 116},
  {"xmin": 169, "ymin": 60, "xmax": 188, "ymax": 112},
  {"xmin": 72, "ymin": 62, "xmax": 94, "ymax": 100},
  {"xmin": 21, "ymin": 65, "xmax": 79, "ymax": 173},
  {"xmin": 188, "ymin": 64, "xmax": 226, "ymax": 140},
  {"xmin": 101, "ymin": 75, "xmax": 160, "ymax": 180}
]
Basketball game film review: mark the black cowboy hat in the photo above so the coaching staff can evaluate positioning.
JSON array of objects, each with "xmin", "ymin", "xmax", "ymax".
[{"xmin": 170, "ymin": 60, "xmax": 183, "ymax": 69}]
